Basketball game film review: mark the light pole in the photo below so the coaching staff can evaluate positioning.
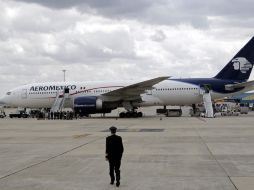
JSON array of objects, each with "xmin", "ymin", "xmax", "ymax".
[{"xmin": 62, "ymin": 69, "xmax": 66, "ymax": 82}]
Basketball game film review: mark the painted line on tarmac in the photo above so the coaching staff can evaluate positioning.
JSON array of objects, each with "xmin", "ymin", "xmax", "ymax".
[
  {"xmin": 0, "ymin": 136, "xmax": 104, "ymax": 180},
  {"xmin": 194, "ymin": 127, "xmax": 239, "ymax": 190}
]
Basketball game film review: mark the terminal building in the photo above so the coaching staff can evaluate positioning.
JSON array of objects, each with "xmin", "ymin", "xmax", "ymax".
[{"xmin": 231, "ymin": 92, "xmax": 254, "ymax": 108}]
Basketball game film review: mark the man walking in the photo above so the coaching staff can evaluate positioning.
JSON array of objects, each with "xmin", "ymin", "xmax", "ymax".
[{"xmin": 106, "ymin": 126, "xmax": 124, "ymax": 187}]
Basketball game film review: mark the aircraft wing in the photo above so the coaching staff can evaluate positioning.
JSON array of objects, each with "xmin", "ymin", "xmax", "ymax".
[
  {"xmin": 102, "ymin": 76, "xmax": 169, "ymax": 101},
  {"xmin": 225, "ymin": 80, "xmax": 254, "ymax": 91}
]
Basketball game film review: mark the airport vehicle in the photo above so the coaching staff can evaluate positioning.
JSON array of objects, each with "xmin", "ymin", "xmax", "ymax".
[
  {"xmin": 1, "ymin": 37, "xmax": 254, "ymax": 118},
  {"xmin": 28, "ymin": 109, "xmax": 41, "ymax": 118},
  {"xmin": 9, "ymin": 110, "xmax": 29, "ymax": 118},
  {"xmin": 240, "ymin": 103, "xmax": 249, "ymax": 114},
  {"xmin": 0, "ymin": 109, "xmax": 6, "ymax": 118},
  {"xmin": 219, "ymin": 103, "xmax": 239, "ymax": 116},
  {"xmin": 157, "ymin": 107, "xmax": 182, "ymax": 117}
]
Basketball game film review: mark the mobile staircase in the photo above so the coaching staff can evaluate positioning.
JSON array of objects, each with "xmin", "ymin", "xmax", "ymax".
[
  {"xmin": 200, "ymin": 85, "xmax": 214, "ymax": 118},
  {"xmin": 50, "ymin": 88, "xmax": 70, "ymax": 112}
]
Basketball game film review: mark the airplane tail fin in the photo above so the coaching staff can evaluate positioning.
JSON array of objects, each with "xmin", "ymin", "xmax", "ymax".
[{"xmin": 214, "ymin": 37, "xmax": 254, "ymax": 81}]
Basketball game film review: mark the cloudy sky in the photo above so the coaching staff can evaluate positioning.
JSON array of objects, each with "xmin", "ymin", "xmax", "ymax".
[{"xmin": 0, "ymin": 0, "xmax": 254, "ymax": 96}]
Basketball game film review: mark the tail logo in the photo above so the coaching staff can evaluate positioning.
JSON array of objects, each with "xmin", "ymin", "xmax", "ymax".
[{"xmin": 232, "ymin": 57, "xmax": 252, "ymax": 73}]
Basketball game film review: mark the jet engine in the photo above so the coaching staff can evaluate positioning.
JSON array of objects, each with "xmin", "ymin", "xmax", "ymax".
[{"xmin": 73, "ymin": 96, "xmax": 112, "ymax": 116}]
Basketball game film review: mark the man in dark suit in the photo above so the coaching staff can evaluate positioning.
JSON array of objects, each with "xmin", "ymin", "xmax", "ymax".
[{"xmin": 106, "ymin": 126, "xmax": 124, "ymax": 187}]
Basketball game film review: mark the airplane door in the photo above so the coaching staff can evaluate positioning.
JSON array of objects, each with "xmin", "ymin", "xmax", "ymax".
[
  {"xmin": 21, "ymin": 89, "xmax": 27, "ymax": 99},
  {"xmin": 200, "ymin": 84, "xmax": 212, "ymax": 94}
]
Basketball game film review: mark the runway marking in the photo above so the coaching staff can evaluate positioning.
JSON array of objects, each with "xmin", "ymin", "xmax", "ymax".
[
  {"xmin": 194, "ymin": 127, "xmax": 239, "ymax": 190},
  {"xmin": 0, "ymin": 136, "xmax": 103, "ymax": 181},
  {"xmin": 101, "ymin": 128, "xmax": 164, "ymax": 132},
  {"xmin": 72, "ymin": 134, "xmax": 90, "ymax": 139}
]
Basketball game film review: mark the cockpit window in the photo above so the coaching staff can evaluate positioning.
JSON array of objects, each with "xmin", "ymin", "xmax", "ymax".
[{"xmin": 6, "ymin": 92, "xmax": 11, "ymax": 95}]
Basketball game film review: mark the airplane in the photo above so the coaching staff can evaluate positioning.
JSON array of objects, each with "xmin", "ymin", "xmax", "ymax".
[{"xmin": 1, "ymin": 37, "xmax": 254, "ymax": 118}]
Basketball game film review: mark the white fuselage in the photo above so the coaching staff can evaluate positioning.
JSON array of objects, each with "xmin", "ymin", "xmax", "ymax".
[{"xmin": 1, "ymin": 80, "xmax": 243, "ymax": 109}]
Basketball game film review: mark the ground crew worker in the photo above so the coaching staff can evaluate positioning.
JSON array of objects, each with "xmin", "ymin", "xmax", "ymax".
[{"xmin": 105, "ymin": 126, "xmax": 124, "ymax": 187}]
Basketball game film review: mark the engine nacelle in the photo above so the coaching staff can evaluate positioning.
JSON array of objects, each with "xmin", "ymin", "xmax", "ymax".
[{"xmin": 73, "ymin": 96, "xmax": 111, "ymax": 116}]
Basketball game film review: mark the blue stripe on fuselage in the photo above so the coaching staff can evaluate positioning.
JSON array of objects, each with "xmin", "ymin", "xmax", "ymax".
[{"xmin": 169, "ymin": 78, "xmax": 244, "ymax": 93}]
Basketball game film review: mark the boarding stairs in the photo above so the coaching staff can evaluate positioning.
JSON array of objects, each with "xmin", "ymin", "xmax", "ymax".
[
  {"xmin": 200, "ymin": 87, "xmax": 214, "ymax": 118},
  {"xmin": 50, "ymin": 88, "xmax": 69, "ymax": 112}
]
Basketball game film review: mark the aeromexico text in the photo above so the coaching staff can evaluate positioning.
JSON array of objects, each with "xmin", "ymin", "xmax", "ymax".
[{"xmin": 30, "ymin": 85, "xmax": 77, "ymax": 91}]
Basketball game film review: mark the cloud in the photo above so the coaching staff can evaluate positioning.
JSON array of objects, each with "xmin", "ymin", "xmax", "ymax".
[
  {"xmin": 0, "ymin": 0, "xmax": 254, "ymax": 97},
  {"xmin": 150, "ymin": 30, "xmax": 167, "ymax": 42},
  {"xmin": 12, "ymin": 0, "xmax": 254, "ymax": 28}
]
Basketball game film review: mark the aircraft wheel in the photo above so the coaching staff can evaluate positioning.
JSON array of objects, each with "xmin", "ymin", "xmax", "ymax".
[
  {"xmin": 137, "ymin": 112, "xmax": 143, "ymax": 117},
  {"xmin": 119, "ymin": 112, "xmax": 126, "ymax": 118},
  {"xmin": 125, "ymin": 112, "xmax": 131, "ymax": 118},
  {"xmin": 132, "ymin": 112, "xmax": 138, "ymax": 118}
]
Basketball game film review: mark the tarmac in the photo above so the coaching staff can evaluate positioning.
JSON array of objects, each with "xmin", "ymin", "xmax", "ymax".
[{"xmin": 0, "ymin": 109, "xmax": 254, "ymax": 190}]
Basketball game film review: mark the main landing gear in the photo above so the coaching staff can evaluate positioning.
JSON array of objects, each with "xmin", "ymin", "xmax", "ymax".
[{"xmin": 119, "ymin": 111, "xmax": 143, "ymax": 118}]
